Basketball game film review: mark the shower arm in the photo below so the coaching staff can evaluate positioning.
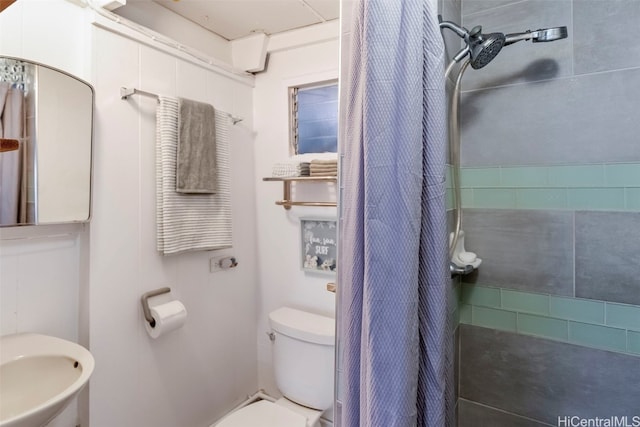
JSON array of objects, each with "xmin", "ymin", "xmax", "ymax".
[
  {"xmin": 504, "ymin": 31, "xmax": 533, "ymax": 45},
  {"xmin": 438, "ymin": 19, "xmax": 490, "ymax": 62},
  {"xmin": 439, "ymin": 20, "xmax": 473, "ymax": 63}
]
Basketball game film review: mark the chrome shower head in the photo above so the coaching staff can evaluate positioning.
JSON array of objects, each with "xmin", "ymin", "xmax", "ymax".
[
  {"xmin": 439, "ymin": 17, "xmax": 569, "ymax": 69},
  {"xmin": 468, "ymin": 26, "xmax": 506, "ymax": 69},
  {"xmin": 504, "ymin": 26, "xmax": 568, "ymax": 45},
  {"xmin": 533, "ymin": 26, "xmax": 568, "ymax": 42}
]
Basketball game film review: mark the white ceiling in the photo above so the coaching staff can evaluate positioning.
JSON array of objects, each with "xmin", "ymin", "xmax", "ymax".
[{"xmin": 151, "ymin": 0, "xmax": 340, "ymax": 41}]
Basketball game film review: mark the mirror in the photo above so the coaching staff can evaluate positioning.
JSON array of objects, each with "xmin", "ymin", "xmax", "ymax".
[{"xmin": 0, "ymin": 56, "xmax": 93, "ymax": 226}]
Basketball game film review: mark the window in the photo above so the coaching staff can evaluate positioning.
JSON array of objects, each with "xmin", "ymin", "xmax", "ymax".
[{"xmin": 289, "ymin": 81, "xmax": 338, "ymax": 154}]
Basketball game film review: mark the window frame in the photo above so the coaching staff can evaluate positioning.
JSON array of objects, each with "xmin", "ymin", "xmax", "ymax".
[{"xmin": 288, "ymin": 78, "xmax": 339, "ymax": 156}]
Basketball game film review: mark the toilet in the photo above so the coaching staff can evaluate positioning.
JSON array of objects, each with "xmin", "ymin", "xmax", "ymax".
[{"xmin": 216, "ymin": 307, "xmax": 335, "ymax": 427}]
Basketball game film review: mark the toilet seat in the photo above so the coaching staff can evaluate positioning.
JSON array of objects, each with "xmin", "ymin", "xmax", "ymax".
[{"xmin": 216, "ymin": 400, "xmax": 307, "ymax": 427}]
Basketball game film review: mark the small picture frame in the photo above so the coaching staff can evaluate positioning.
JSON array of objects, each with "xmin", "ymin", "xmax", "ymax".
[{"xmin": 301, "ymin": 218, "xmax": 337, "ymax": 274}]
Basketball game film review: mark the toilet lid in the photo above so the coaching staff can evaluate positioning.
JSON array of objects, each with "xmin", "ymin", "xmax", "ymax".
[{"xmin": 216, "ymin": 400, "xmax": 307, "ymax": 427}]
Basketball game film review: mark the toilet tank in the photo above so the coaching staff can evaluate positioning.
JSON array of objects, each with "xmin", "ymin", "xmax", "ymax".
[{"xmin": 269, "ymin": 307, "xmax": 335, "ymax": 410}]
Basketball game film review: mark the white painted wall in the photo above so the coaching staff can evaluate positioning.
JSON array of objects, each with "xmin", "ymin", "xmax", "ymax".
[
  {"xmin": 113, "ymin": 1, "xmax": 232, "ymax": 65},
  {"xmin": 0, "ymin": 2, "xmax": 341, "ymax": 426},
  {"xmin": 0, "ymin": 0, "xmax": 90, "ymax": 79},
  {"xmin": 252, "ymin": 22, "xmax": 339, "ymax": 416},
  {"xmin": 1, "ymin": 1, "xmax": 259, "ymax": 427},
  {"xmin": 88, "ymin": 19, "xmax": 258, "ymax": 427}
]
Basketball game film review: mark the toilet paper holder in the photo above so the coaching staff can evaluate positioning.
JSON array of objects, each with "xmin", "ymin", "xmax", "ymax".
[{"xmin": 141, "ymin": 287, "xmax": 171, "ymax": 328}]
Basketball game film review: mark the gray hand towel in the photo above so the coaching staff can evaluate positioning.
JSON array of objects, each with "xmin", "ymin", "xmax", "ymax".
[{"xmin": 177, "ymin": 98, "xmax": 217, "ymax": 193}]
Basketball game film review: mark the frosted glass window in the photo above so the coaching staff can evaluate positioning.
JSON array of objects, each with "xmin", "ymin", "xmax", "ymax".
[{"xmin": 291, "ymin": 82, "xmax": 338, "ymax": 154}]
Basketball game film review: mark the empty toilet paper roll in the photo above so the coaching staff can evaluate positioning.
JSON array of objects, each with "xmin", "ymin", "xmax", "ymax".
[{"xmin": 145, "ymin": 300, "xmax": 187, "ymax": 339}]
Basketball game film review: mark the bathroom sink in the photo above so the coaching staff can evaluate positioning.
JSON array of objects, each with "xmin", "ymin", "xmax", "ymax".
[{"xmin": 0, "ymin": 333, "xmax": 95, "ymax": 427}]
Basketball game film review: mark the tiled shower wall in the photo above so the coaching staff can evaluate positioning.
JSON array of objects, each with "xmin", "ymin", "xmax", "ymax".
[{"xmin": 457, "ymin": 0, "xmax": 640, "ymax": 425}]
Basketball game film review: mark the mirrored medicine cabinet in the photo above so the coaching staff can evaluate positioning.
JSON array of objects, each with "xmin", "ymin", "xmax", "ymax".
[{"xmin": 0, "ymin": 56, "xmax": 93, "ymax": 226}]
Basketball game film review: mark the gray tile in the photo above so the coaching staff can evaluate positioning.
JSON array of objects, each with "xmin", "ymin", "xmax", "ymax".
[
  {"xmin": 462, "ymin": 0, "xmax": 524, "ymax": 17},
  {"xmin": 454, "ymin": 325, "xmax": 460, "ymax": 401},
  {"xmin": 462, "ymin": 209, "xmax": 573, "ymax": 296},
  {"xmin": 460, "ymin": 0, "xmax": 572, "ymax": 91},
  {"xmin": 575, "ymin": 211, "xmax": 640, "ymax": 305},
  {"xmin": 458, "ymin": 399, "xmax": 552, "ymax": 427},
  {"xmin": 460, "ymin": 68, "xmax": 640, "ymax": 166},
  {"xmin": 574, "ymin": 1, "xmax": 640, "ymax": 74},
  {"xmin": 441, "ymin": 0, "xmax": 463, "ymax": 64},
  {"xmin": 459, "ymin": 324, "xmax": 640, "ymax": 424}
]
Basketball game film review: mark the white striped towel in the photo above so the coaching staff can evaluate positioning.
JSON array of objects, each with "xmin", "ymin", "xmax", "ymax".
[
  {"xmin": 156, "ymin": 96, "xmax": 232, "ymax": 255},
  {"xmin": 272, "ymin": 162, "xmax": 310, "ymax": 177}
]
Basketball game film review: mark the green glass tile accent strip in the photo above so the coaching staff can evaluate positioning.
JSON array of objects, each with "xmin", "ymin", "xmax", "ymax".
[
  {"xmin": 516, "ymin": 188, "xmax": 568, "ymax": 209},
  {"xmin": 500, "ymin": 167, "xmax": 548, "ymax": 187},
  {"xmin": 451, "ymin": 307, "xmax": 460, "ymax": 327},
  {"xmin": 472, "ymin": 189, "xmax": 517, "ymax": 209},
  {"xmin": 547, "ymin": 165, "xmax": 605, "ymax": 187},
  {"xmin": 460, "ymin": 189, "xmax": 474, "ymax": 208},
  {"xmin": 628, "ymin": 331, "xmax": 640, "ymax": 355},
  {"xmin": 452, "ymin": 282, "xmax": 462, "ymax": 305},
  {"xmin": 461, "ymin": 283, "xmax": 501, "ymax": 307},
  {"xmin": 501, "ymin": 289, "xmax": 549, "ymax": 315},
  {"xmin": 625, "ymin": 188, "xmax": 640, "ymax": 210},
  {"xmin": 460, "ymin": 168, "xmax": 501, "ymax": 188},
  {"xmin": 606, "ymin": 303, "xmax": 640, "ymax": 331},
  {"xmin": 517, "ymin": 313, "xmax": 568, "ymax": 341},
  {"xmin": 457, "ymin": 163, "xmax": 640, "ymax": 211},
  {"xmin": 446, "ymin": 189, "xmax": 454, "ymax": 211},
  {"xmin": 605, "ymin": 163, "xmax": 640, "ymax": 186},
  {"xmin": 460, "ymin": 285, "xmax": 640, "ymax": 355},
  {"xmin": 549, "ymin": 296, "xmax": 605, "ymax": 324},
  {"xmin": 473, "ymin": 306, "xmax": 517, "ymax": 332},
  {"xmin": 568, "ymin": 321, "xmax": 627, "ymax": 352},
  {"xmin": 567, "ymin": 188, "xmax": 625, "ymax": 210},
  {"xmin": 459, "ymin": 304, "xmax": 472, "ymax": 324}
]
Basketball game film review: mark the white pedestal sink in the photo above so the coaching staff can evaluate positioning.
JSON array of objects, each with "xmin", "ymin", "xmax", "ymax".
[{"xmin": 0, "ymin": 333, "xmax": 95, "ymax": 427}]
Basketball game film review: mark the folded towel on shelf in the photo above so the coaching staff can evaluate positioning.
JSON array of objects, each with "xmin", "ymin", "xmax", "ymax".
[
  {"xmin": 310, "ymin": 170, "xmax": 337, "ymax": 177},
  {"xmin": 271, "ymin": 152, "xmax": 338, "ymax": 178},
  {"xmin": 176, "ymin": 98, "xmax": 217, "ymax": 193},
  {"xmin": 309, "ymin": 158, "xmax": 338, "ymax": 177},
  {"xmin": 272, "ymin": 161, "xmax": 310, "ymax": 178},
  {"xmin": 310, "ymin": 166, "xmax": 338, "ymax": 172},
  {"xmin": 309, "ymin": 159, "xmax": 338, "ymax": 166}
]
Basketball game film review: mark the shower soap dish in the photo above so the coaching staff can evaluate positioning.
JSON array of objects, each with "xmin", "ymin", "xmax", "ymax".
[{"xmin": 450, "ymin": 230, "xmax": 482, "ymax": 270}]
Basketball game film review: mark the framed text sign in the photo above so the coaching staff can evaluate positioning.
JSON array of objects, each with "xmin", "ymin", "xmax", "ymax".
[{"xmin": 301, "ymin": 218, "xmax": 337, "ymax": 274}]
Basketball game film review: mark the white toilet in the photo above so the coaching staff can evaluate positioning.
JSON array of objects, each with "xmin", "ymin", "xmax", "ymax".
[{"xmin": 216, "ymin": 307, "xmax": 335, "ymax": 427}]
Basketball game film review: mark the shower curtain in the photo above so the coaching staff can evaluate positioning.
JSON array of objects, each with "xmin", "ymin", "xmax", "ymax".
[
  {"xmin": 0, "ymin": 81, "xmax": 25, "ymax": 225},
  {"xmin": 338, "ymin": 0, "xmax": 452, "ymax": 426}
]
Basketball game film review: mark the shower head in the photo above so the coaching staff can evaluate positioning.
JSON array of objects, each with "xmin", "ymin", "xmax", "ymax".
[
  {"xmin": 467, "ymin": 26, "xmax": 506, "ymax": 69},
  {"xmin": 438, "ymin": 17, "xmax": 568, "ymax": 69},
  {"xmin": 504, "ymin": 26, "xmax": 568, "ymax": 45},
  {"xmin": 534, "ymin": 26, "xmax": 568, "ymax": 42}
]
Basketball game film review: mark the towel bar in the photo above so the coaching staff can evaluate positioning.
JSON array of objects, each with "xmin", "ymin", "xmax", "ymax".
[{"xmin": 120, "ymin": 87, "xmax": 243, "ymax": 125}]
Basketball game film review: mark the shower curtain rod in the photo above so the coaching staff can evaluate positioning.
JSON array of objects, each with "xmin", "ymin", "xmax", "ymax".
[{"xmin": 120, "ymin": 87, "xmax": 244, "ymax": 125}]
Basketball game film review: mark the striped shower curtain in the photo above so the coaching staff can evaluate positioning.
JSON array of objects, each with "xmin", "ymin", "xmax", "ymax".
[{"xmin": 337, "ymin": 0, "xmax": 453, "ymax": 426}]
